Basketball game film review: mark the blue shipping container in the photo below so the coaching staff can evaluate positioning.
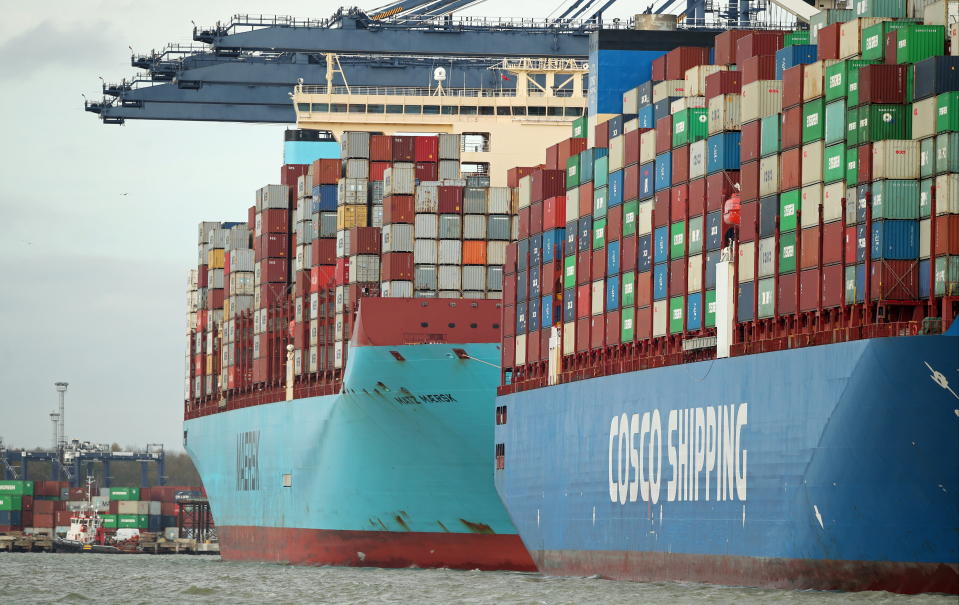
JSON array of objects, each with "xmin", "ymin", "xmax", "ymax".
[
  {"xmin": 707, "ymin": 132, "xmax": 742, "ymax": 174},
  {"xmin": 871, "ymin": 220, "xmax": 919, "ymax": 260},
  {"xmin": 517, "ymin": 240, "xmax": 529, "ymax": 271},
  {"xmin": 529, "ymin": 234, "xmax": 543, "ymax": 267},
  {"xmin": 640, "ymin": 163, "xmax": 655, "ymax": 199},
  {"xmin": 541, "ymin": 295, "xmax": 554, "ymax": 327},
  {"xmin": 609, "ymin": 170, "xmax": 624, "ymax": 207},
  {"xmin": 517, "ymin": 270, "xmax": 528, "ymax": 300},
  {"xmin": 687, "ymin": 292, "xmax": 703, "ymax": 331},
  {"xmin": 607, "ymin": 240, "xmax": 621, "ymax": 275},
  {"xmin": 654, "ymin": 226, "xmax": 670, "ymax": 264},
  {"xmin": 857, "ymin": 223, "xmax": 867, "ymax": 262},
  {"xmin": 529, "ymin": 302, "xmax": 540, "ymax": 332},
  {"xmin": 705, "ymin": 250, "xmax": 721, "ymax": 289},
  {"xmin": 313, "ymin": 184, "xmax": 338, "ymax": 211},
  {"xmin": 530, "ymin": 269, "xmax": 541, "ymax": 300},
  {"xmin": 542, "ymin": 229, "xmax": 565, "ymax": 264},
  {"xmin": 516, "ymin": 302, "xmax": 527, "ymax": 334},
  {"xmin": 706, "ymin": 211, "xmax": 723, "ymax": 251},
  {"xmin": 638, "ymin": 105, "xmax": 655, "ymax": 129},
  {"xmin": 854, "ymin": 264, "xmax": 866, "ymax": 303},
  {"xmin": 563, "ymin": 288, "xmax": 576, "ymax": 323},
  {"xmin": 578, "ymin": 217, "xmax": 592, "ymax": 252},
  {"xmin": 606, "ymin": 275, "xmax": 620, "ymax": 311},
  {"xmin": 653, "ymin": 264, "xmax": 668, "ymax": 301},
  {"xmin": 775, "ymin": 45, "xmax": 818, "ymax": 80},
  {"xmin": 919, "ymin": 259, "xmax": 931, "ymax": 298},
  {"xmin": 638, "ymin": 234, "xmax": 653, "ymax": 272},
  {"xmin": 655, "ymin": 153, "xmax": 672, "ymax": 192},
  {"xmin": 589, "ymin": 49, "xmax": 664, "ymax": 115},
  {"xmin": 654, "ymin": 97, "xmax": 679, "ymax": 121},
  {"xmin": 564, "ymin": 221, "xmax": 577, "ymax": 257},
  {"xmin": 738, "ymin": 281, "xmax": 754, "ymax": 322}
]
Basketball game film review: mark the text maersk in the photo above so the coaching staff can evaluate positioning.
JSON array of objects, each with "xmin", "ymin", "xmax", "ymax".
[{"xmin": 608, "ymin": 403, "xmax": 748, "ymax": 505}]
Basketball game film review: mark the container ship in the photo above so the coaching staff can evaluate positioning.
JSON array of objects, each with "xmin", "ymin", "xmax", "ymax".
[{"xmin": 494, "ymin": 8, "xmax": 959, "ymax": 595}]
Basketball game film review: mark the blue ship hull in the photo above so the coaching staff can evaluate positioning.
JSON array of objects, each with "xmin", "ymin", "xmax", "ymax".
[
  {"xmin": 494, "ymin": 335, "xmax": 959, "ymax": 593},
  {"xmin": 185, "ymin": 341, "xmax": 534, "ymax": 570}
]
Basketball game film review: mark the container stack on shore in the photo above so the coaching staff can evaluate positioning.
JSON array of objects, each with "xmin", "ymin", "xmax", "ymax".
[
  {"xmin": 500, "ymin": 5, "xmax": 958, "ymax": 389},
  {"xmin": 186, "ymin": 131, "xmax": 522, "ymax": 409}
]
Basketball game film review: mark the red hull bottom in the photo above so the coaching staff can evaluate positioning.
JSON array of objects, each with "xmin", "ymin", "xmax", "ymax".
[
  {"xmin": 219, "ymin": 526, "xmax": 537, "ymax": 572},
  {"xmin": 533, "ymin": 550, "xmax": 959, "ymax": 595}
]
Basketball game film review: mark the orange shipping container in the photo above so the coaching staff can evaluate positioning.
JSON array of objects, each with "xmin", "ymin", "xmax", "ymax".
[{"xmin": 463, "ymin": 241, "xmax": 488, "ymax": 265}]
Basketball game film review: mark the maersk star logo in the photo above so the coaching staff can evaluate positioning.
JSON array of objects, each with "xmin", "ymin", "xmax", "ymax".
[{"xmin": 924, "ymin": 362, "xmax": 959, "ymax": 408}]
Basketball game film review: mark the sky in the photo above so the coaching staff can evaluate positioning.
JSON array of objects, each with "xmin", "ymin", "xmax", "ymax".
[{"xmin": 0, "ymin": 0, "xmax": 644, "ymax": 453}]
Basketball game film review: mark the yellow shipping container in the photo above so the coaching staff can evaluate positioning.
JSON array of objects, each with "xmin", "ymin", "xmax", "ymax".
[
  {"xmin": 336, "ymin": 205, "xmax": 368, "ymax": 230},
  {"xmin": 207, "ymin": 248, "xmax": 225, "ymax": 269},
  {"xmin": 223, "ymin": 298, "xmax": 231, "ymax": 320}
]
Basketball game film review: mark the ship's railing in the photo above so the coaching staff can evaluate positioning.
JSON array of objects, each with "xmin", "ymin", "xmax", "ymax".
[{"xmin": 296, "ymin": 84, "xmax": 577, "ymax": 98}]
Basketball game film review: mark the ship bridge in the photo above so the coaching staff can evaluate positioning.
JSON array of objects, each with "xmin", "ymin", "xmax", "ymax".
[{"xmin": 293, "ymin": 57, "xmax": 587, "ymax": 183}]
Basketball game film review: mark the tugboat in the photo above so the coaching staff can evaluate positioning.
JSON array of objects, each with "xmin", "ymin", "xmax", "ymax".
[{"xmin": 53, "ymin": 477, "xmax": 133, "ymax": 554}]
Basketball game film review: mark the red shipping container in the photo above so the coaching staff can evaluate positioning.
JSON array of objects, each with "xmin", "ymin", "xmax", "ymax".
[
  {"xmin": 741, "ymin": 120, "xmax": 761, "ymax": 163},
  {"xmin": 577, "ymin": 284, "xmax": 591, "ymax": 318},
  {"xmin": 518, "ymin": 207, "xmax": 530, "ymax": 239},
  {"xmin": 671, "ymin": 185, "xmax": 689, "ymax": 222},
  {"xmin": 736, "ymin": 32, "xmax": 784, "ymax": 66},
  {"xmin": 348, "ymin": 226, "xmax": 381, "ymax": 255},
  {"xmin": 633, "ymin": 305, "xmax": 651, "ymax": 340},
  {"xmin": 209, "ymin": 288, "xmax": 225, "ymax": 310},
  {"xmin": 844, "ymin": 226, "xmax": 858, "ymax": 263},
  {"xmin": 782, "ymin": 65, "xmax": 804, "ymax": 109},
  {"xmin": 258, "ymin": 233, "xmax": 289, "ymax": 258},
  {"xmin": 543, "ymin": 196, "xmax": 566, "ymax": 230},
  {"xmin": 370, "ymin": 161, "xmax": 390, "ymax": 182},
  {"xmin": 740, "ymin": 160, "xmax": 760, "ymax": 201},
  {"xmin": 605, "ymin": 309, "xmax": 621, "ymax": 345},
  {"xmin": 801, "ymin": 226, "xmax": 820, "ymax": 269},
  {"xmin": 595, "ymin": 121, "xmax": 610, "ymax": 149},
  {"xmin": 714, "ymin": 30, "xmax": 752, "ymax": 66},
  {"xmin": 527, "ymin": 330, "xmax": 541, "ymax": 361},
  {"xmin": 822, "ymin": 264, "xmax": 846, "ymax": 308},
  {"xmin": 590, "ymin": 315, "xmax": 606, "ymax": 349},
  {"xmin": 705, "ymin": 70, "xmax": 742, "ymax": 99},
  {"xmin": 885, "ymin": 31, "xmax": 898, "ymax": 65},
  {"xmin": 740, "ymin": 200, "xmax": 758, "ymax": 242},
  {"xmin": 545, "ymin": 143, "xmax": 560, "ymax": 170},
  {"xmin": 335, "ymin": 256, "xmax": 350, "ymax": 285},
  {"xmin": 672, "ymin": 145, "xmax": 689, "ymax": 184},
  {"xmin": 542, "ymin": 262, "xmax": 562, "ymax": 295},
  {"xmin": 636, "ymin": 271, "xmax": 653, "ymax": 306},
  {"xmin": 653, "ymin": 190, "xmax": 671, "ymax": 227},
  {"xmin": 778, "ymin": 272, "xmax": 798, "ymax": 315},
  {"xmin": 624, "ymin": 163, "xmax": 640, "ymax": 202},
  {"xmin": 624, "ymin": 130, "xmax": 641, "ymax": 166},
  {"xmin": 503, "ymin": 276, "xmax": 516, "ymax": 306},
  {"xmin": 780, "ymin": 148, "xmax": 802, "ymax": 191},
  {"xmin": 248, "ymin": 205, "xmax": 256, "ymax": 231},
  {"xmin": 607, "ymin": 205, "xmax": 623, "ymax": 241},
  {"xmin": 740, "ymin": 54, "xmax": 778, "ymax": 85},
  {"xmin": 530, "ymin": 201, "xmax": 544, "ymax": 235},
  {"xmin": 507, "ymin": 166, "xmax": 539, "ymax": 188},
  {"xmin": 415, "ymin": 136, "xmax": 439, "ymax": 162},
  {"xmin": 415, "ymin": 162, "xmax": 438, "ymax": 182},
  {"xmin": 558, "ymin": 137, "xmax": 588, "ymax": 166},
  {"xmin": 280, "ymin": 164, "xmax": 309, "ymax": 187},
  {"xmin": 383, "ymin": 195, "xmax": 414, "ymax": 223},
  {"xmin": 622, "ymin": 236, "xmax": 637, "ymax": 272},
  {"xmin": 260, "ymin": 209, "xmax": 290, "ymax": 235},
  {"xmin": 871, "ymin": 260, "xmax": 919, "ymax": 300},
  {"xmin": 823, "ymin": 222, "xmax": 843, "ymax": 265},
  {"xmin": 370, "ymin": 134, "xmax": 393, "ymax": 162},
  {"xmin": 293, "ymin": 321, "xmax": 308, "ymax": 349},
  {"xmin": 577, "ymin": 251, "xmax": 591, "ymax": 285},
  {"xmin": 858, "ymin": 65, "xmax": 908, "ymax": 104},
  {"xmin": 781, "ymin": 105, "xmax": 803, "ymax": 150},
  {"xmin": 260, "ymin": 258, "xmax": 288, "ymax": 283},
  {"xmin": 438, "ymin": 186, "xmax": 463, "ymax": 213},
  {"xmin": 652, "ymin": 55, "xmax": 667, "ymax": 81},
  {"xmin": 68, "ymin": 487, "xmax": 87, "ymax": 500},
  {"xmin": 259, "ymin": 283, "xmax": 287, "ymax": 308},
  {"xmin": 313, "ymin": 238, "xmax": 336, "ymax": 265},
  {"xmin": 56, "ymin": 511, "xmax": 72, "ymax": 526},
  {"xmin": 161, "ymin": 502, "xmax": 177, "ymax": 516},
  {"xmin": 311, "ymin": 265, "xmax": 335, "ymax": 291},
  {"xmin": 505, "ymin": 243, "xmax": 518, "ymax": 275},
  {"xmin": 21, "ymin": 496, "xmax": 33, "ymax": 511},
  {"xmin": 392, "ymin": 136, "xmax": 416, "ymax": 162},
  {"xmin": 530, "ymin": 169, "xmax": 566, "ymax": 203},
  {"xmin": 818, "ymin": 23, "xmax": 842, "ymax": 61},
  {"xmin": 935, "ymin": 215, "xmax": 959, "ymax": 255},
  {"xmin": 312, "ymin": 159, "xmax": 342, "ymax": 185},
  {"xmin": 35, "ymin": 500, "xmax": 54, "ymax": 514},
  {"xmin": 294, "ymin": 271, "xmax": 310, "ymax": 297},
  {"xmin": 592, "ymin": 247, "xmax": 607, "ymax": 279},
  {"xmin": 502, "ymin": 335, "xmax": 515, "ymax": 367},
  {"xmin": 857, "ymin": 144, "xmax": 873, "ymax": 185},
  {"xmin": 576, "ymin": 317, "xmax": 590, "ymax": 352},
  {"xmin": 689, "ymin": 178, "xmax": 706, "ymax": 216},
  {"xmin": 669, "ymin": 258, "xmax": 686, "ymax": 296},
  {"xmin": 706, "ymin": 171, "xmax": 739, "ymax": 212},
  {"xmin": 579, "ymin": 182, "xmax": 594, "ymax": 216},
  {"xmin": 666, "ymin": 46, "xmax": 710, "ymax": 81},
  {"xmin": 655, "ymin": 116, "xmax": 673, "ymax": 155}
]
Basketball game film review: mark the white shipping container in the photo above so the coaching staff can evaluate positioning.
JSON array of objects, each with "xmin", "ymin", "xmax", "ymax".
[
  {"xmin": 689, "ymin": 140, "xmax": 708, "ymax": 180},
  {"xmin": 415, "ymin": 265, "xmax": 437, "ymax": 290},
  {"xmin": 800, "ymin": 183, "xmax": 824, "ymax": 228},
  {"xmin": 370, "ymin": 205, "xmax": 383, "ymax": 228},
  {"xmin": 738, "ymin": 241, "xmax": 756, "ymax": 282},
  {"xmin": 462, "ymin": 265, "xmax": 486, "ymax": 291},
  {"xmin": 801, "ymin": 141, "xmax": 824, "ymax": 186},
  {"xmin": 935, "ymin": 173, "xmax": 959, "ymax": 215},
  {"xmin": 563, "ymin": 321, "xmax": 575, "ymax": 355},
  {"xmin": 801, "ymin": 61, "xmax": 825, "ymax": 101},
  {"xmin": 652, "ymin": 299, "xmax": 668, "ymax": 337},
  {"xmin": 384, "ymin": 164, "xmax": 415, "ymax": 196},
  {"xmin": 515, "ymin": 333, "xmax": 527, "ymax": 365},
  {"xmin": 438, "ymin": 265, "xmax": 462, "ymax": 290},
  {"xmin": 622, "ymin": 88, "xmax": 639, "ymax": 114},
  {"xmin": 839, "ymin": 18, "xmax": 888, "ymax": 59},
  {"xmin": 231, "ymin": 295, "xmax": 254, "ymax": 314},
  {"xmin": 518, "ymin": 175, "xmax": 532, "ymax": 209},
  {"xmin": 486, "ymin": 241, "xmax": 507, "ymax": 265},
  {"xmin": 438, "ymin": 239, "xmax": 462, "ymax": 264},
  {"xmin": 652, "ymin": 80, "xmax": 686, "ymax": 102},
  {"xmin": 758, "ymin": 237, "xmax": 776, "ymax": 278},
  {"xmin": 338, "ymin": 178, "xmax": 368, "ymax": 205},
  {"xmin": 687, "ymin": 254, "xmax": 703, "ymax": 293},
  {"xmin": 625, "ymin": 118, "xmax": 640, "ymax": 133},
  {"xmin": 438, "ymin": 160, "xmax": 460, "ymax": 180},
  {"xmin": 257, "ymin": 184, "xmax": 289, "ymax": 210},
  {"xmin": 638, "ymin": 201, "xmax": 654, "ymax": 235},
  {"xmin": 741, "ymin": 81, "xmax": 782, "ymax": 123},
  {"xmin": 871, "ymin": 140, "xmax": 919, "ymax": 179},
  {"xmin": 759, "ymin": 155, "xmax": 780, "ymax": 197},
  {"xmin": 381, "ymin": 280, "xmax": 414, "ymax": 297},
  {"xmin": 309, "ymin": 346, "xmax": 318, "ymax": 372},
  {"xmin": 487, "ymin": 266, "xmax": 504, "ymax": 290},
  {"xmin": 912, "ymin": 98, "xmax": 936, "ymax": 140},
  {"xmin": 345, "ymin": 158, "xmax": 369, "ymax": 179},
  {"xmin": 671, "ymin": 96, "xmax": 706, "ymax": 112},
  {"xmin": 608, "ymin": 135, "xmax": 625, "ymax": 172},
  {"xmin": 349, "ymin": 254, "xmax": 380, "ymax": 283},
  {"xmin": 707, "ymin": 94, "xmax": 741, "ymax": 135},
  {"xmin": 591, "ymin": 280, "xmax": 604, "ymax": 315},
  {"xmin": 565, "ymin": 187, "xmax": 580, "ymax": 220},
  {"xmin": 414, "ymin": 213, "xmax": 439, "ymax": 239},
  {"xmin": 230, "ymin": 249, "xmax": 255, "ymax": 272},
  {"xmin": 334, "ymin": 341, "xmax": 344, "ymax": 368},
  {"xmin": 336, "ymin": 229, "xmax": 351, "ymax": 258},
  {"xmin": 342, "ymin": 131, "xmax": 371, "ymax": 158},
  {"xmin": 464, "ymin": 215, "xmax": 487, "ymax": 239},
  {"xmin": 439, "ymin": 214, "xmax": 462, "ymax": 239},
  {"xmin": 640, "ymin": 129, "xmax": 656, "ymax": 165},
  {"xmin": 685, "ymin": 64, "xmax": 726, "ymax": 97},
  {"xmin": 488, "ymin": 187, "xmax": 511, "ymax": 214},
  {"xmin": 209, "ymin": 268, "xmax": 224, "ymax": 290},
  {"xmin": 297, "ymin": 174, "xmax": 312, "ymax": 199},
  {"xmin": 920, "ymin": 218, "xmax": 931, "ymax": 259},
  {"xmin": 382, "ymin": 223, "xmax": 414, "ymax": 253},
  {"xmin": 414, "ymin": 239, "xmax": 438, "ymax": 264},
  {"xmin": 438, "ymin": 133, "xmax": 461, "ymax": 160}
]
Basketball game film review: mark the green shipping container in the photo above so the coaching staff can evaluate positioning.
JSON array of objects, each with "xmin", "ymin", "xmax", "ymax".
[
  {"xmin": 920, "ymin": 137, "xmax": 936, "ymax": 179},
  {"xmin": 669, "ymin": 296, "xmax": 685, "ymax": 334},
  {"xmin": 824, "ymin": 144, "xmax": 846, "ymax": 183},
  {"xmin": 825, "ymin": 60, "xmax": 877, "ymax": 103},
  {"xmin": 920, "ymin": 178, "xmax": 934, "ymax": 218},
  {"xmin": 117, "ymin": 515, "xmax": 139, "ymax": 528},
  {"xmin": 705, "ymin": 289, "xmax": 716, "ymax": 328},
  {"xmin": 566, "ymin": 154, "xmax": 580, "ymax": 190},
  {"xmin": 622, "ymin": 271, "xmax": 635, "ymax": 307},
  {"xmin": 760, "ymin": 115, "xmax": 780, "ymax": 157},
  {"xmin": 937, "ymin": 92, "xmax": 959, "ymax": 133},
  {"xmin": 855, "ymin": 0, "xmax": 906, "ymax": 19},
  {"xmin": 594, "ymin": 186, "xmax": 608, "ymax": 219},
  {"xmin": 0, "ymin": 481, "xmax": 33, "ymax": 496},
  {"xmin": 824, "ymin": 100, "xmax": 846, "ymax": 144},
  {"xmin": 0, "ymin": 495, "xmax": 22, "ymax": 511},
  {"xmin": 896, "ymin": 25, "xmax": 946, "ymax": 64},
  {"xmin": 858, "ymin": 104, "xmax": 911, "ymax": 142},
  {"xmin": 688, "ymin": 215, "xmax": 704, "ymax": 255},
  {"xmin": 109, "ymin": 487, "xmax": 140, "ymax": 501},
  {"xmin": 802, "ymin": 99, "xmax": 825, "ymax": 144},
  {"xmin": 623, "ymin": 200, "xmax": 638, "ymax": 236},
  {"xmin": 935, "ymin": 133, "xmax": 959, "ymax": 174},
  {"xmin": 861, "ymin": 22, "xmax": 915, "ymax": 61},
  {"xmin": 846, "ymin": 265, "xmax": 865, "ymax": 303},
  {"xmin": 935, "ymin": 256, "xmax": 959, "ymax": 296},
  {"xmin": 572, "ymin": 115, "xmax": 588, "ymax": 138},
  {"xmin": 784, "ymin": 30, "xmax": 811, "ymax": 46},
  {"xmin": 845, "ymin": 147, "xmax": 859, "ymax": 187},
  {"xmin": 593, "ymin": 218, "xmax": 606, "ymax": 250},
  {"xmin": 871, "ymin": 180, "xmax": 920, "ymax": 219},
  {"xmin": 780, "ymin": 189, "xmax": 801, "ymax": 232},
  {"xmin": 670, "ymin": 221, "xmax": 686, "ymax": 259},
  {"xmin": 621, "ymin": 306, "xmax": 635, "ymax": 342},
  {"xmin": 846, "ymin": 105, "xmax": 861, "ymax": 146},
  {"xmin": 564, "ymin": 255, "xmax": 576, "ymax": 289},
  {"xmin": 779, "ymin": 231, "xmax": 798, "ymax": 274},
  {"xmin": 758, "ymin": 278, "xmax": 776, "ymax": 318},
  {"xmin": 137, "ymin": 515, "xmax": 149, "ymax": 528},
  {"xmin": 673, "ymin": 108, "xmax": 708, "ymax": 147},
  {"xmin": 594, "ymin": 156, "xmax": 609, "ymax": 188},
  {"xmin": 101, "ymin": 515, "xmax": 118, "ymax": 529}
]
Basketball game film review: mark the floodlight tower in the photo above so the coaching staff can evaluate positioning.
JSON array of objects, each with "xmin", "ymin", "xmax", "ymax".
[{"xmin": 54, "ymin": 382, "xmax": 68, "ymax": 452}]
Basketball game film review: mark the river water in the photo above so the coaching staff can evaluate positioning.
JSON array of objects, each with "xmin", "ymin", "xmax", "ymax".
[{"xmin": 0, "ymin": 554, "xmax": 954, "ymax": 604}]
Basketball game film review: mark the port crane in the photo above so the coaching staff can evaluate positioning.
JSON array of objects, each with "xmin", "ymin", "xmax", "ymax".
[
  {"xmin": 86, "ymin": 0, "xmax": 807, "ymax": 124},
  {"xmin": 0, "ymin": 439, "xmax": 167, "ymax": 489}
]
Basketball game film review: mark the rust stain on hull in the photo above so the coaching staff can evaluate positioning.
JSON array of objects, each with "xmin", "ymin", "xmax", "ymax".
[{"xmin": 459, "ymin": 519, "xmax": 495, "ymax": 534}]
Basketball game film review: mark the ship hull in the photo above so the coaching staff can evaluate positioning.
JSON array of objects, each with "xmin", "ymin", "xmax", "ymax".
[
  {"xmin": 185, "ymin": 340, "xmax": 535, "ymax": 571},
  {"xmin": 494, "ymin": 335, "xmax": 959, "ymax": 593}
]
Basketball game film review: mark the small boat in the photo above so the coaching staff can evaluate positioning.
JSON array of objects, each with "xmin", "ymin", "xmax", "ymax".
[{"xmin": 53, "ymin": 477, "xmax": 139, "ymax": 554}]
